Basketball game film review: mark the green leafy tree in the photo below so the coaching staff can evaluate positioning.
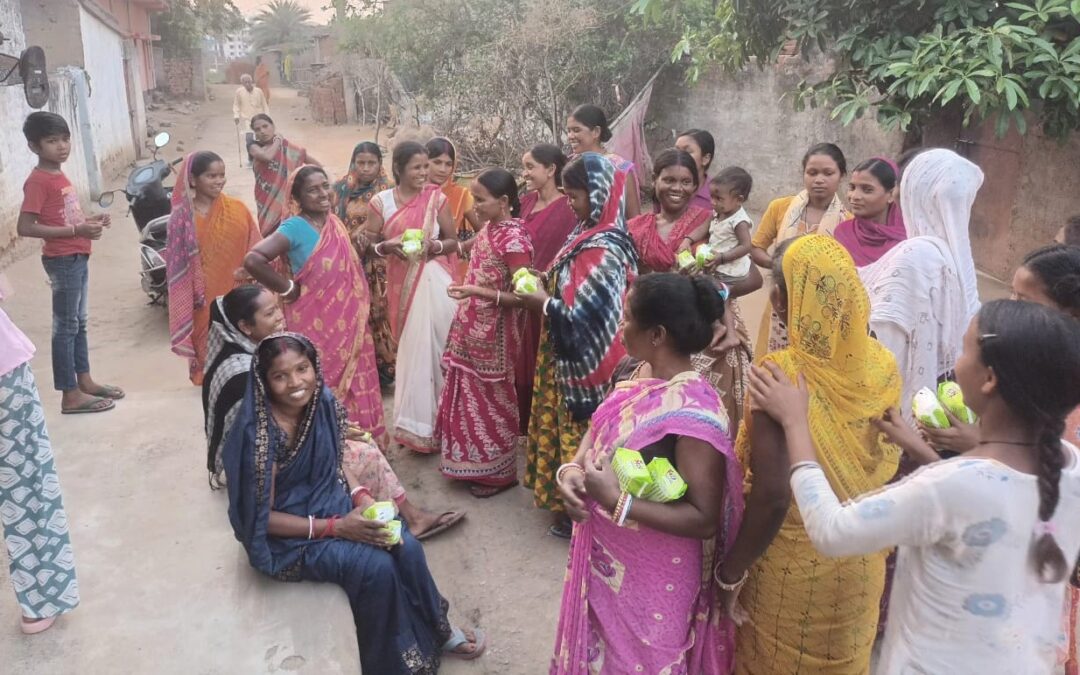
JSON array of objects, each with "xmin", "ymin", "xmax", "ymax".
[
  {"xmin": 339, "ymin": 0, "xmax": 678, "ymax": 167},
  {"xmin": 251, "ymin": 0, "xmax": 315, "ymax": 50},
  {"xmin": 634, "ymin": 0, "xmax": 1080, "ymax": 139},
  {"xmin": 157, "ymin": 0, "xmax": 246, "ymax": 56}
]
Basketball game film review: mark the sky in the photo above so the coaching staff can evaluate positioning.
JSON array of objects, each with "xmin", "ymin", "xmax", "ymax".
[{"xmin": 232, "ymin": 0, "xmax": 334, "ymax": 23}]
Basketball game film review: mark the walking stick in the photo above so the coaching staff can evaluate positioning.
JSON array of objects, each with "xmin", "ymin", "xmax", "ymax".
[{"xmin": 235, "ymin": 119, "xmax": 243, "ymax": 168}]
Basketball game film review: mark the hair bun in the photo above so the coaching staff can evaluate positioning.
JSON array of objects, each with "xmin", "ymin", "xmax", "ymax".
[{"xmin": 689, "ymin": 275, "xmax": 726, "ymax": 325}]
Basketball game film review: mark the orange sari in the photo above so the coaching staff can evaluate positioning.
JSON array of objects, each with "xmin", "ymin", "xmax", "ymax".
[{"xmin": 191, "ymin": 195, "xmax": 261, "ymax": 384}]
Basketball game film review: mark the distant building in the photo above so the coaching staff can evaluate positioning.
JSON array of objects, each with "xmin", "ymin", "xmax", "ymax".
[{"xmin": 219, "ymin": 27, "xmax": 252, "ymax": 61}]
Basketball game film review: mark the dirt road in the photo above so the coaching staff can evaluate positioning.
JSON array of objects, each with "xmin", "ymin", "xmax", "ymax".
[{"xmin": 1, "ymin": 86, "xmax": 567, "ymax": 674}]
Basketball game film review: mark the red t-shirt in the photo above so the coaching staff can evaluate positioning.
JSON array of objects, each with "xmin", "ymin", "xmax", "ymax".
[{"xmin": 21, "ymin": 168, "xmax": 91, "ymax": 257}]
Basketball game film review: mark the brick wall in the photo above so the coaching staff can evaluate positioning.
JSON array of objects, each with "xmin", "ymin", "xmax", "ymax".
[
  {"xmin": 310, "ymin": 75, "xmax": 346, "ymax": 125},
  {"xmin": 163, "ymin": 57, "xmax": 195, "ymax": 97}
]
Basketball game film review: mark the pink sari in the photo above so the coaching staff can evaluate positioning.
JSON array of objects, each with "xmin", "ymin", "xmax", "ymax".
[
  {"xmin": 281, "ymin": 196, "xmax": 385, "ymax": 444},
  {"xmin": 551, "ymin": 372, "xmax": 745, "ymax": 675},
  {"xmin": 372, "ymin": 184, "xmax": 458, "ymax": 452}
]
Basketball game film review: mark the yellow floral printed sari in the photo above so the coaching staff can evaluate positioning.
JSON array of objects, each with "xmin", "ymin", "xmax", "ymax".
[{"xmin": 734, "ymin": 235, "xmax": 901, "ymax": 674}]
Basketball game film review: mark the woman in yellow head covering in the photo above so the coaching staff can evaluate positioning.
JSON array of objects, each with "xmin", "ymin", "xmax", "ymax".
[{"xmin": 716, "ymin": 234, "xmax": 901, "ymax": 674}]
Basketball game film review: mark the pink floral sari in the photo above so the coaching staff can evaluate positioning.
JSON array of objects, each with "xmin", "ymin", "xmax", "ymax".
[
  {"xmin": 282, "ymin": 207, "xmax": 385, "ymax": 444},
  {"xmin": 372, "ymin": 184, "xmax": 458, "ymax": 452},
  {"xmin": 551, "ymin": 372, "xmax": 745, "ymax": 675}
]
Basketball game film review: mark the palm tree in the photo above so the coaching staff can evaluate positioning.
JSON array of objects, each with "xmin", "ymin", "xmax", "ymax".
[{"xmin": 251, "ymin": 0, "xmax": 313, "ymax": 50}]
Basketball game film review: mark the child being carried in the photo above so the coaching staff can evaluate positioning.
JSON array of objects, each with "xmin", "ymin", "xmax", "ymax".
[{"xmin": 681, "ymin": 166, "xmax": 754, "ymax": 285}]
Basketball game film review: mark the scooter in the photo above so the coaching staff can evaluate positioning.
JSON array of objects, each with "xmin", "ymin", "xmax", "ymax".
[{"xmin": 99, "ymin": 132, "xmax": 182, "ymax": 305}]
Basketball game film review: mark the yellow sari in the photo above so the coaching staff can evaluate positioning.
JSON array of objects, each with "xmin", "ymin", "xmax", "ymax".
[
  {"xmin": 734, "ymin": 235, "xmax": 901, "ymax": 674},
  {"xmin": 752, "ymin": 191, "xmax": 849, "ymax": 356}
]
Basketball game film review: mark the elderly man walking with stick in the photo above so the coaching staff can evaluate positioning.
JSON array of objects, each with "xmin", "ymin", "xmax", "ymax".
[{"xmin": 233, "ymin": 74, "xmax": 269, "ymax": 169}]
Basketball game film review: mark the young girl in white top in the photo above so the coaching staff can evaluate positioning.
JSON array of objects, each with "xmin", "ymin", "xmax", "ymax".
[
  {"xmin": 681, "ymin": 166, "xmax": 754, "ymax": 284},
  {"xmin": 747, "ymin": 299, "xmax": 1080, "ymax": 674}
]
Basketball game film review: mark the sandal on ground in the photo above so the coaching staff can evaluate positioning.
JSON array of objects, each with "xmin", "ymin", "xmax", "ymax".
[
  {"xmin": 61, "ymin": 397, "xmax": 115, "ymax": 415},
  {"xmin": 442, "ymin": 626, "xmax": 486, "ymax": 661},
  {"xmin": 21, "ymin": 616, "xmax": 57, "ymax": 635},
  {"xmin": 414, "ymin": 511, "xmax": 466, "ymax": 542},
  {"xmin": 84, "ymin": 384, "xmax": 125, "ymax": 400},
  {"xmin": 468, "ymin": 480, "xmax": 519, "ymax": 499},
  {"xmin": 549, "ymin": 520, "xmax": 573, "ymax": 540}
]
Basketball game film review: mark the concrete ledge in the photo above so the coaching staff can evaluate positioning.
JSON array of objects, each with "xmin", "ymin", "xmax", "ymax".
[{"xmin": 229, "ymin": 549, "xmax": 361, "ymax": 673}]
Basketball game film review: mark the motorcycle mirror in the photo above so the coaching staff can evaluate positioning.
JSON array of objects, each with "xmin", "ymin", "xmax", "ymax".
[
  {"xmin": 153, "ymin": 131, "xmax": 171, "ymax": 148},
  {"xmin": 97, "ymin": 191, "xmax": 115, "ymax": 209}
]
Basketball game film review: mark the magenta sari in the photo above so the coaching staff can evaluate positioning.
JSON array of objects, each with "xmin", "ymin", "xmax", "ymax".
[
  {"xmin": 833, "ymin": 156, "xmax": 907, "ymax": 266},
  {"xmin": 282, "ymin": 213, "xmax": 385, "ymax": 444},
  {"xmin": 551, "ymin": 372, "xmax": 745, "ymax": 675}
]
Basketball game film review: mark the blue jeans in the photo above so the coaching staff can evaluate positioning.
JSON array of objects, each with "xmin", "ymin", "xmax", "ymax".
[{"xmin": 41, "ymin": 254, "xmax": 90, "ymax": 391}]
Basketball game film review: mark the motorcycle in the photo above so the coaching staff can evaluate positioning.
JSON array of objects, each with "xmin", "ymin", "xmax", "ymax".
[{"xmin": 98, "ymin": 132, "xmax": 183, "ymax": 305}]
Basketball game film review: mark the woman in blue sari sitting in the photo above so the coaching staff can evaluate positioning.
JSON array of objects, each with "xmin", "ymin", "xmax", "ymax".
[{"xmin": 223, "ymin": 333, "xmax": 485, "ymax": 673}]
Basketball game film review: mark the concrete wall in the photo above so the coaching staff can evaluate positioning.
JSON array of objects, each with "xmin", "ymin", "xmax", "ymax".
[
  {"xmin": 652, "ymin": 58, "xmax": 1080, "ymax": 280},
  {"xmin": 79, "ymin": 4, "xmax": 137, "ymax": 171},
  {"xmin": 648, "ymin": 58, "xmax": 904, "ymax": 223},
  {"xmin": 19, "ymin": 0, "xmax": 86, "ymax": 69},
  {"xmin": 924, "ymin": 117, "xmax": 1080, "ymax": 280}
]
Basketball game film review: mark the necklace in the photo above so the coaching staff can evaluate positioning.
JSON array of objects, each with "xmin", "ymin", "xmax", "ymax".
[{"xmin": 978, "ymin": 440, "xmax": 1038, "ymax": 447}]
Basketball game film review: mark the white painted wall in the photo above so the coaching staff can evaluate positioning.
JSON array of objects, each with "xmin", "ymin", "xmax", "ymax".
[{"xmin": 78, "ymin": 5, "xmax": 135, "ymax": 172}]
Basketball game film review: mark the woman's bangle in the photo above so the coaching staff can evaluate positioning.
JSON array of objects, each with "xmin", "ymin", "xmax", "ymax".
[
  {"xmin": 616, "ymin": 493, "xmax": 634, "ymax": 527},
  {"xmin": 283, "ymin": 279, "xmax": 295, "ymax": 298},
  {"xmin": 320, "ymin": 515, "xmax": 339, "ymax": 539},
  {"xmin": 373, "ymin": 242, "xmax": 386, "ymax": 257},
  {"xmin": 555, "ymin": 462, "xmax": 584, "ymax": 485},
  {"xmin": 71, "ymin": 225, "xmax": 78, "ymax": 238},
  {"xmin": 433, "ymin": 240, "xmax": 445, "ymax": 255},
  {"xmin": 714, "ymin": 567, "xmax": 749, "ymax": 592},
  {"xmin": 789, "ymin": 460, "xmax": 820, "ymax": 477},
  {"xmin": 307, "ymin": 515, "xmax": 315, "ymax": 540},
  {"xmin": 495, "ymin": 290, "xmax": 501, "ymax": 307},
  {"xmin": 682, "ymin": 236, "xmax": 693, "ymax": 244},
  {"xmin": 350, "ymin": 486, "xmax": 371, "ymax": 508}
]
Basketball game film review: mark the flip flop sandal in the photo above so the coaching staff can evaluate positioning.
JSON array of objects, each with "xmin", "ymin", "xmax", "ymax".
[
  {"xmin": 442, "ymin": 626, "xmax": 486, "ymax": 661},
  {"xmin": 61, "ymin": 397, "xmax": 115, "ymax": 415},
  {"xmin": 21, "ymin": 616, "xmax": 57, "ymax": 635},
  {"xmin": 468, "ymin": 480, "xmax": 519, "ymax": 499},
  {"xmin": 415, "ymin": 511, "xmax": 466, "ymax": 542},
  {"xmin": 548, "ymin": 521, "xmax": 574, "ymax": 540},
  {"xmin": 86, "ymin": 384, "xmax": 125, "ymax": 400}
]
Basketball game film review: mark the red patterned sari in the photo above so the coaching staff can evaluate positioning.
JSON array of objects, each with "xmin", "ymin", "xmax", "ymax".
[
  {"xmin": 253, "ymin": 136, "xmax": 308, "ymax": 235},
  {"xmin": 436, "ymin": 219, "xmax": 533, "ymax": 486},
  {"xmin": 628, "ymin": 206, "xmax": 711, "ymax": 273}
]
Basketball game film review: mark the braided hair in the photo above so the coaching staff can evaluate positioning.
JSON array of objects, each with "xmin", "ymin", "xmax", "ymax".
[
  {"xmin": 977, "ymin": 299, "xmax": 1080, "ymax": 582},
  {"xmin": 1021, "ymin": 244, "xmax": 1080, "ymax": 318}
]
